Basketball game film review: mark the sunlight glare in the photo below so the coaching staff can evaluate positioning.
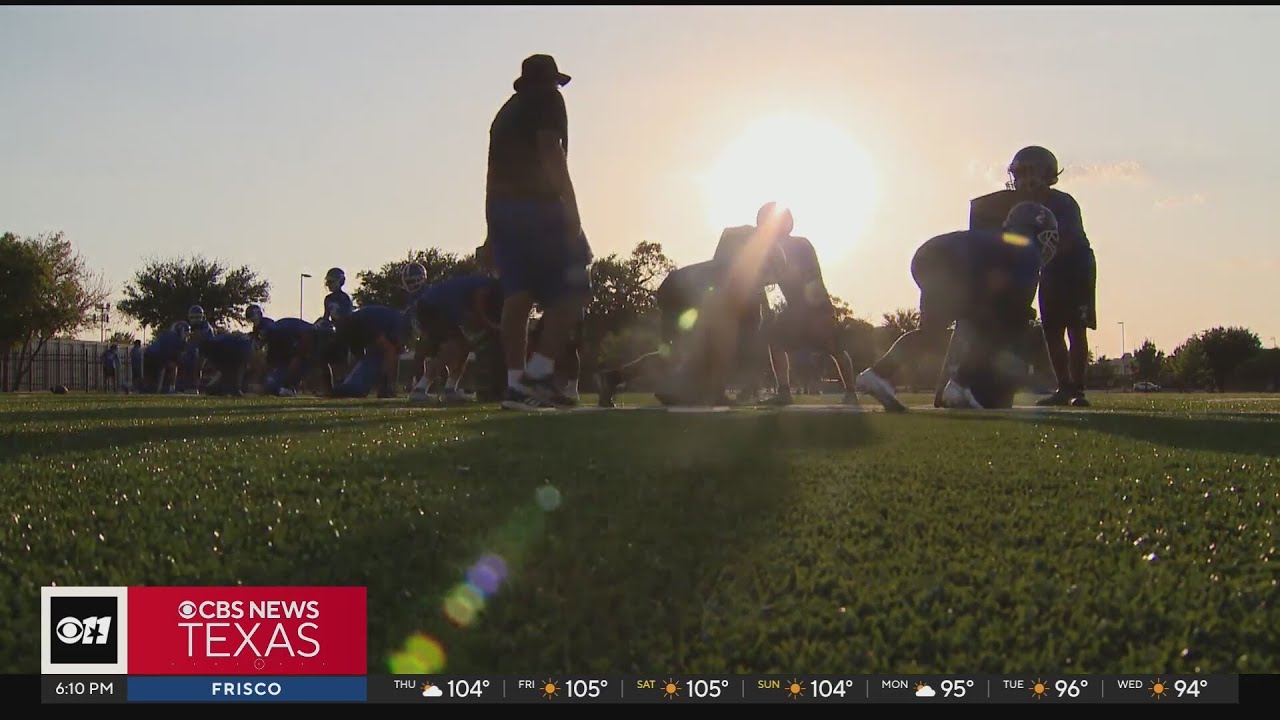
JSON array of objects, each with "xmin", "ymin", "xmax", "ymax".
[{"xmin": 699, "ymin": 113, "xmax": 878, "ymax": 265}]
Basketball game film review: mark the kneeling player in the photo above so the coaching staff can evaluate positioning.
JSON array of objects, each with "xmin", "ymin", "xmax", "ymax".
[
  {"xmin": 251, "ymin": 310, "xmax": 332, "ymax": 397},
  {"xmin": 595, "ymin": 260, "xmax": 717, "ymax": 407},
  {"xmin": 766, "ymin": 229, "xmax": 858, "ymax": 406},
  {"xmin": 855, "ymin": 202, "xmax": 1059, "ymax": 411},
  {"xmin": 596, "ymin": 204, "xmax": 789, "ymax": 407},
  {"xmin": 405, "ymin": 274, "xmax": 504, "ymax": 404},
  {"xmin": 330, "ymin": 305, "xmax": 412, "ymax": 398},
  {"xmin": 189, "ymin": 327, "xmax": 255, "ymax": 396}
]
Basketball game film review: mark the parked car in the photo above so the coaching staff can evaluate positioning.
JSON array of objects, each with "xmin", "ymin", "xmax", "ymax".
[{"xmin": 1133, "ymin": 381, "xmax": 1161, "ymax": 392}]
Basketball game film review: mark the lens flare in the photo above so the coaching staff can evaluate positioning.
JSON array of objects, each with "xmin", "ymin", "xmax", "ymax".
[
  {"xmin": 443, "ymin": 583, "xmax": 485, "ymax": 627},
  {"xmin": 466, "ymin": 554, "xmax": 507, "ymax": 596},
  {"xmin": 536, "ymin": 485, "xmax": 562, "ymax": 512},
  {"xmin": 389, "ymin": 632, "xmax": 446, "ymax": 674},
  {"xmin": 678, "ymin": 308, "xmax": 698, "ymax": 331}
]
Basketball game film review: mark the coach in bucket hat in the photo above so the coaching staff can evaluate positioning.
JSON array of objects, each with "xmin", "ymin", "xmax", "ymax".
[{"xmin": 513, "ymin": 53, "xmax": 571, "ymax": 91}]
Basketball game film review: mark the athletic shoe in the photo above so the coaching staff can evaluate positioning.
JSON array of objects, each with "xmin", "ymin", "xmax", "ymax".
[
  {"xmin": 941, "ymin": 380, "xmax": 983, "ymax": 409},
  {"xmin": 1036, "ymin": 389, "xmax": 1072, "ymax": 406},
  {"xmin": 854, "ymin": 369, "xmax": 907, "ymax": 412},
  {"xmin": 500, "ymin": 384, "xmax": 557, "ymax": 412}
]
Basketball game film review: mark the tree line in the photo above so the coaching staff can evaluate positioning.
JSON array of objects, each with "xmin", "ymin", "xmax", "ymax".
[{"xmin": 4, "ymin": 228, "xmax": 1277, "ymax": 393}]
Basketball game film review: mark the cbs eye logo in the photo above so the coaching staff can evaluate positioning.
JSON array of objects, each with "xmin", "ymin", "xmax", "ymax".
[{"xmin": 49, "ymin": 596, "xmax": 118, "ymax": 665}]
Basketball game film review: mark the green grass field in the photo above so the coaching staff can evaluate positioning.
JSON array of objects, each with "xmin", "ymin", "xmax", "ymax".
[{"xmin": 2, "ymin": 391, "xmax": 1277, "ymax": 675}]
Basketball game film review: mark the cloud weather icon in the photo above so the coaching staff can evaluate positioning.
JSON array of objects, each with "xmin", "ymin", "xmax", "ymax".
[
  {"xmin": 422, "ymin": 683, "xmax": 443, "ymax": 698},
  {"xmin": 915, "ymin": 684, "xmax": 936, "ymax": 698}
]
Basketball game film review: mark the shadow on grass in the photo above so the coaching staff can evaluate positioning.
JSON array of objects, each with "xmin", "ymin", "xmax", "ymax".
[
  {"xmin": 0, "ymin": 396, "xmax": 402, "ymax": 425},
  {"xmin": 227, "ymin": 410, "xmax": 882, "ymax": 674},
  {"xmin": 0, "ymin": 412, "xmax": 401, "ymax": 463},
  {"xmin": 0, "ymin": 405, "xmax": 880, "ymax": 673},
  {"xmin": 1028, "ymin": 411, "xmax": 1280, "ymax": 458}
]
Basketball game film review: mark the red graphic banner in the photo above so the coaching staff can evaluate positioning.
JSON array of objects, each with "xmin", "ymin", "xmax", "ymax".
[{"xmin": 127, "ymin": 586, "xmax": 366, "ymax": 675}]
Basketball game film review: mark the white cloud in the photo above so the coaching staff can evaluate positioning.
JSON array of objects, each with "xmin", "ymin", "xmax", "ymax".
[
  {"xmin": 422, "ymin": 684, "xmax": 443, "ymax": 697},
  {"xmin": 1062, "ymin": 160, "xmax": 1148, "ymax": 184},
  {"xmin": 1154, "ymin": 192, "xmax": 1206, "ymax": 210},
  {"xmin": 915, "ymin": 684, "xmax": 937, "ymax": 697},
  {"xmin": 971, "ymin": 159, "xmax": 1148, "ymax": 187}
]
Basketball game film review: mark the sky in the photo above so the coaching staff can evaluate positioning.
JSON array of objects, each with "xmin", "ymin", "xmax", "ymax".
[{"xmin": 2, "ymin": 5, "xmax": 1278, "ymax": 354}]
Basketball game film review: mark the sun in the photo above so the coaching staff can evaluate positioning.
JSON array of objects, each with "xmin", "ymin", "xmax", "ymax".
[
  {"xmin": 662, "ymin": 679, "xmax": 680, "ymax": 699},
  {"xmin": 787, "ymin": 679, "xmax": 805, "ymax": 699},
  {"xmin": 542, "ymin": 679, "xmax": 559, "ymax": 699},
  {"xmin": 699, "ymin": 112, "xmax": 878, "ymax": 266},
  {"xmin": 1031, "ymin": 678, "xmax": 1048, "ymax": 699},
  {"xmin": 1150, "ymin": 678, "xmax": 1166, "ymax": 699}
]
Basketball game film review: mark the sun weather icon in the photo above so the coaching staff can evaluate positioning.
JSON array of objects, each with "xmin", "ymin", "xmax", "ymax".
[
  {"xmin": 542, "ymin": 679, "xmax": 560, "ymax": 699},
  {"xmin": 662, "ymin": 680, "xmax": 680, "ymax": 699},
  {"xmin": 787, "ymin": 679, "xmax": 805, "ymax": 699},
  {"xmin": 1150, "ymin": 678, "xmax": 1167, "ymax": 699},
  {"xmin": 1031, "ymin": 678, "xmax": 1049, "ymax": 699}
]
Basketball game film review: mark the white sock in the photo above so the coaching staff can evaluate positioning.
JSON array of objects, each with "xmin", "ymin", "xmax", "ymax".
[
  {"xmin": 527, "ymin": 353, "xmax": 554, "ymax": 379},
  {"xmin": 445, "ymin": 376, "xmax": 459, "ymax": 391},
  {"xmin": 563, "ymin": 379, "xmax": 579, "ymax": 396},
  {"xmin": 507, "ymin": 369, "xmax": 523, "ymax": 389}
]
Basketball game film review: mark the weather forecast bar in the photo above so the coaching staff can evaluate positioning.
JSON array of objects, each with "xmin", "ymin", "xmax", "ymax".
[
  {"xmin": 39, "ymin": 674, "xmax": 1239, "ymax": 703},
  {"xmin": 361, "ymin": 675, "xmax": 1240, "ymax": 704}
]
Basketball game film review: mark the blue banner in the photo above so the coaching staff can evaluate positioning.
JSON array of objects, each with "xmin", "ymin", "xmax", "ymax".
[{"xmin": 128, "ymin": 676, "xmax": 366, "ymax": 702}]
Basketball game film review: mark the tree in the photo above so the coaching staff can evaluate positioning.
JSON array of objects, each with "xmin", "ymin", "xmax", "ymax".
[
  {"xmin": 0, "ymin": 231, "xmax": 109, "ymax": 390},
  {"xmin": 118, "ymin": 255, "xmax": 269, "ymax": 331},
  {"xmin": 580, "ymin": 242, "xmax": 677, "ymax": 383},
  {"xmin": 107, "ymin": 331, "xmax": 136, "ymax": 347},
  {"xmin": 1132, "ymin": 339, "xmax": 1165, "ymax": 383},
  {"xmin": 881, "ymin": 307, "xmax": 921, "ymax": 336},
  {"xmin": 1231, "ymin": 348, "xmax": 1280, "ymax": 392},
  {"xmin": 1164, "ymin": 335, "xmax": 1212, "ymax": 390},
  {"xmin": 1198, "ymin": 326, "xmax": 1261, "ymax": 391},
  {"xmin": 585, "ymin": 241, "xmax": 676, "ymax": 339},
  {"xmin": 352, "ymin": 248, "xmax": 480, "ymax": 310},
  {"xmin": 829, "ymin": 296, "xmax": 879, "ymax": 371}
]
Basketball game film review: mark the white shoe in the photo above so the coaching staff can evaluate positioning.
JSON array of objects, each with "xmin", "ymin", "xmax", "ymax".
[
  {"xmin": 439, "ymin": 388, "xmax": 476, "ymax": 404},
  {"xmin": 276, "ymin": 388, "xmax": 297, "ymax": 398},
  {"xmin": 941, "ymin": 380, "xmax": 983, "ymax": 409},
  {"xmin": 854, "ymin": 369, "xmax": 907, "ymax": 412},
  {"xmin": 408, "ymin": 389, "xmax": 433, "ymax": 403}
]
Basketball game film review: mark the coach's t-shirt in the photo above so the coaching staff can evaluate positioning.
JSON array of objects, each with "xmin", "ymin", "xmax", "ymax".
[{"xmin": 486, "ymin": 88, "xmax": 568, "ymax": 202}]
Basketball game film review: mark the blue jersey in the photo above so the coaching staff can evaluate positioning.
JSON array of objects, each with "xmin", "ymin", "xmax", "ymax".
[
  {"xmin": 345, "ymin": 305, "xmax": 411, "ymax": 351},
  {"xmin": 145, "ymin": 330, "xmax": 186, "ymax": 364},
  {"xmin": 1041, "ymin": 188, "xmax": 1089, "ymax": 255},
  {"xmin": 129, "ymin": 346, "xmax": 143, "ymax": 368},
  {"xmin": 924, "ymin": 229, "xmax": 1042, "ymax": 308},
  {"xmin": 263, "ymin": 317, "xmax": 314, "ymax": 347},
  {"xmin": 200, "ymin": 333, "xmax": 255, "ymax": 368},
  {"xmin": 101, "ymin": 350, "xmax": 120, "ymax": 369},
  {"xmin": 415, "ymin": 275, "xmax": 502, "ymax": 326},
  {"xmin": 251, "ymin": 316, "xmax": 275, "ymax": 340},
  {"xmin": 324, "ymin": 291, "xmax": 354, "ymax": 322}
]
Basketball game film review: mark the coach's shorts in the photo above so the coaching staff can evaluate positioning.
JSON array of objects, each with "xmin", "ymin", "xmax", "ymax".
[
  {"xmin": 486, "ymin": 198, "xmax": 593, "ymax": 304},
  {"xmin": 1038, "ymin": 248, "xmax": 1097, "ymax": 330}
]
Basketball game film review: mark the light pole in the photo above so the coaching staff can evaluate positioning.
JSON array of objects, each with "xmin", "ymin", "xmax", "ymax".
[
  {"xmin": 1272, "ymin": 336, "xmax": 1277, "ymax": 349},
  {"xmin": 299, "ymin": 273, "xmax": 312, "ymax": 319},
  {"xmin": 96, "ymin": 303, "xmax": 110, "ymax": 343},
  {"xmin": 1117, "ymin": 321, "xmax": 1125, "ymax": 358}
]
